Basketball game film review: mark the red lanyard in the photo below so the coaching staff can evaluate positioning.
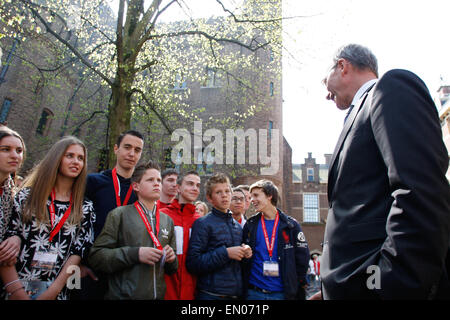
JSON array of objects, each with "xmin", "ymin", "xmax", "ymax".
[
  {"xmin": 134, "ymin": 201, "xmax": 162, "ymax": 250},
  {"xmin": 112, "ymin": 167, "xmax": 133, "ymax": 207},
  {"xmin": 260, "ymin": 212, "xmax": 279, "ymax": 259},
  {"xmin": 48, "ymin": 189, "xmax": 73, "ymax": 243}
]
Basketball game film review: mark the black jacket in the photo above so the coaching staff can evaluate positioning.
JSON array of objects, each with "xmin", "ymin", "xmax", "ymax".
[
  {"xmin": 242, "ymin": 210, "xmax": 310, "ymax": 300},
  {"xmin": 322, "ymin": 69, "xmax": 450, "ymax": 299},
  {"xmin": 186, "ymin": 207, "xmax": 244, "ymax": 297}
]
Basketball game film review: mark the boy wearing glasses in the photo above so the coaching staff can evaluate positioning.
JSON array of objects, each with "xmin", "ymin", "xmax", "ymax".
[{"xmin": 230, "ymin": 187, "xmax": 247, "ymax": 228}]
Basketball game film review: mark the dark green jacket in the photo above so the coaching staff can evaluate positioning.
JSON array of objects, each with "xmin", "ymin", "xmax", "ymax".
[{"xmin": 88, "ymin": 203, "xmax": 178, "ymax": 300}]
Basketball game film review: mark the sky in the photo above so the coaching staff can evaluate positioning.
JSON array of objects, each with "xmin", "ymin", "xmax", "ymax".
[
  {"xmin": 108, "ymin": 0, "xmax": 450, "ymax": 164},
  {"xmin": 282, "ymin": 0, "xmax": 450, "ymax": 163}
]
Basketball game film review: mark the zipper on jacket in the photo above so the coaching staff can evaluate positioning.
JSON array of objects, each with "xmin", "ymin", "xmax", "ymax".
[
  {"xmin": 148, "ymin": 207, "xmax": 157, "ymax": 299},
  {"xmin": 226, "ymin": 215, "xmax": 240, "ymax": 292}
]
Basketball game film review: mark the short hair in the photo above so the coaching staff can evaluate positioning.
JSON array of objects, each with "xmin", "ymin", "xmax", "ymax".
[
  {"xmin": 236, "ymin": 184, "xmax": 249, "ymax": 191},
  {"xmin": 131, "ymin": 160, "xmax": 160, "ymax": 183},
  {"xmin": 177, "ymin": 170, "xmax": 200, "ymax": 185},
  {"xmin": 332, "ymin": 44, "xmax": 378, "ymax": 77},
  {"xmin": 205, "ymin": 173, "xmax": 231, "ymax": 197},
  {"xmin": 232, "ymin": 187, "xmax": 246, "ymax": 197},
  {"xmin": 161, "ymin": 168, "xmax": 178, "ymax": 180},
  {"xmin": 249, "ymin": 179, "xmax": 279, "ymax": 207},
  {"xmin": 116, "ymin": 130, "xmax": 144, "ymax": 147}
]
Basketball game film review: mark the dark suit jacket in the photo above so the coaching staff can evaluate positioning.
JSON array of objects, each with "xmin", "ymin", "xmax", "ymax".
[{"xmin": 321, "ymin": 69, "xmax": 450, "ymax": 299}]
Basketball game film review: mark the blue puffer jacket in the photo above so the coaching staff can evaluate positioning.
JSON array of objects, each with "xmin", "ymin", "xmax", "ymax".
[{"xmin": 186, "ymin": 207, "xmax": 244, "ymax": 297}]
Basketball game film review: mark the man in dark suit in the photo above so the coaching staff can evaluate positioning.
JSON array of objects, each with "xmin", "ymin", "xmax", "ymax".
[{"xmin": 313, "ymin": 44, "xmax": 450, "ymax": 299}]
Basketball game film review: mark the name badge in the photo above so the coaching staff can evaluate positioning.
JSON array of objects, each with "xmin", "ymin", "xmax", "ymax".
[
  {"xmin": 31, "ymin": 249, "xmax": 58, "ymax": 272},
  {"xmin": 263, "ymin": 260, "xmax": 279, "ymax": 277}
]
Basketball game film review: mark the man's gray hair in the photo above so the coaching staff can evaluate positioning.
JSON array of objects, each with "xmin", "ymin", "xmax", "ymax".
[{"xmin": 333, "ymin": 44, "xmax": 378, "ymax": 77}]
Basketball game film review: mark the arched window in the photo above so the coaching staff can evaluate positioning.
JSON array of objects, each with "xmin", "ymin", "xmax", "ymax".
[{"xmin": 36, "ymin": 108, "xmax": 53, "ymax": 136}]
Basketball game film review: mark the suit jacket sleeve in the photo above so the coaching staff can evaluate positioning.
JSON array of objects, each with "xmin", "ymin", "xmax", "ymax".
[{"xmin": 370, "ymin": 69, "xmax": 450, "ymax": 299}]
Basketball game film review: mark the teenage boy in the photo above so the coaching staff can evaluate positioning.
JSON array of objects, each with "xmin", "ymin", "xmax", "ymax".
[
  {"xmin": 161, "ymin": 171, "xmax": 201, "ymax": 300},
  {"xmin": 88, "ymin": 160, "xmax": 178, "ymax": 300},
  {"xmin": 236, "ymin": 184, "xmax": 255, "ymax": 217},
  {"xmin": 73, "ymin": 130, "xmax": 144, "ymax": 300},
  {"xmin": 186, "ymin": 173, "xmax": 252, "ymax": 300},
  {"xmin": 242, "ymin": 179, "xmax": 310, "ymax": 300},
  {"xmin": 230, "ymin": 187, "xmax": 247, "ymax": 228},
  {"xmin": 158, "ymin": 169, "xmax": 178, "ymax": 209}
]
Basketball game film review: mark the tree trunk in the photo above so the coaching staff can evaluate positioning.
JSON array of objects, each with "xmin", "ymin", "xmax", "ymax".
[{"xmin": 107, "ymin": 79, "xmax": 133, "ymax": 168}]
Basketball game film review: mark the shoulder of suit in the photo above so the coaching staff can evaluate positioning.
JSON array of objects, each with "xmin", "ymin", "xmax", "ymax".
[{"xmin": 378, "ymin": 69, "xmax": 424, "ymax": 86}]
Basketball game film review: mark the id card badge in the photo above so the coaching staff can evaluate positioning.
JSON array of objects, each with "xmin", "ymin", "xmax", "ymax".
[
  {"xmin": 31, "ymin": 249, "xmax": 58, "ymax": 272},
  {"xmin": 263, "ymin": 260, "xmax": 279, "ymax": 277}
]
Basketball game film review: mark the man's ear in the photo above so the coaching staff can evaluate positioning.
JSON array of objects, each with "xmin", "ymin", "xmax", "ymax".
[{"xmin": 113, "ymin": 144, "xmax": 119, "ymax": 154}]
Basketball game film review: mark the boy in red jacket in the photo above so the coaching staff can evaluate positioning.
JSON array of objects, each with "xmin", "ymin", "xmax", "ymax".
[{"xmin": 161, "ymin": 171, "xmax": 201, "ymax": 300}]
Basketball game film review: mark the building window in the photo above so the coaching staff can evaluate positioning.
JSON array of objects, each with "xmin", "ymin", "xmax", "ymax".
[
  {"xmin": 268, "ymin": 120, "xmax": 273, "ymax": 138},
  {"xmin": 174, "ymin": 150, "xmax": 182, "ymax": 172},
  {"xmin": 203, "ymin": 68, "xmax": 220, "ymax": 88},
  {"xmin": 303, "ymin": 193, "xmax": 319, "ymax": 223},
  {"xmin": 36, "ymin": 108, "xmax": 53, "ymax": 136},
  {"xmin": 164, "ymin": 148, "xmax": 174, "ymax": 169},
  {"xmin": 196, "ymin": 149, "xmax": 204, "ymax": 175},
  {"xmin": 205, "ymin": 149, "xmax": 214, "ymax": 175},
  {"xmin": 171, "ymin": 73, "xmax": 187, "ymax": 90},
  {"xmin": 270, "ymin": 82, "xmax": 274, "ymax": 96},
  {"xmin": 269, "ymin": 48, "xmax": 274, "ymax": 62},
  {"xmin": 0, "ymin": 98, "xmax": 12, "ymax": 123},
  {"xmin": 307, "ymin": 168, "xmax": 314, "ymax": 182}
]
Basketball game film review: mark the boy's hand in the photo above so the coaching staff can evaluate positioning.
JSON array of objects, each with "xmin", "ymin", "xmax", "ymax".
[
  {"xmin": 241, "ymin": 244, "xmax": 252, "ymax": 259},
  {"xmin": 163, "ymin": 245, "xmax": 176, "ymax": 263},
  {"xmin": 226, "ymin": 246, "xmax": 246, "ymax": 261},
  {"xmin": 138, "ymin": 247, "xmax": 163, "ymax": 265}
]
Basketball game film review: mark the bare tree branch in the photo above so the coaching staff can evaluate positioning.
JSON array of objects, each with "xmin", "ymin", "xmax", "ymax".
[
  {"xmin": 150, "ymin": 30, "xmax": 270, "ymax": 52},
  {"xmin": 215, "ymin": 0, "xmax": 317, "ymax": 23},
  {"xmin": 25, "ymin": 4, "xmax": 113, "ymax": 87},
  {"xmin": 130, "ymin": 87, "xmax": 173, "ymax": 134}
]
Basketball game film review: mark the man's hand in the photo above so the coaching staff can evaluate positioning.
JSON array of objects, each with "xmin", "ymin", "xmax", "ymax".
[
  {"xmin": 139, "ymin": 247, "xmax": 163, "ymax": 265},
  {"xmin": 163, "ymin": 245, "xmax": 176, "ymax": 263}
]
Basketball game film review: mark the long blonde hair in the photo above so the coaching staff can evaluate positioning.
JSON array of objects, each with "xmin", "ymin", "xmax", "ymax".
[{"xmin": 22, "ymin": 136, "xmax": 88, "ymax": 225}]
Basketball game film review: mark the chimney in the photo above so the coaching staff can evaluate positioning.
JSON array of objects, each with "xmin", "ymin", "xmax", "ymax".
[{"xmin": 324, "ymin": 154, "xmax": 332, "ymax": 167}]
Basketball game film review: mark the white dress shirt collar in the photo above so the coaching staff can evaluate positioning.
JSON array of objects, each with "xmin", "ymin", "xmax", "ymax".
[{"xmin": 351, "ymin": 79, "xmax": 378, "ymax": 106}]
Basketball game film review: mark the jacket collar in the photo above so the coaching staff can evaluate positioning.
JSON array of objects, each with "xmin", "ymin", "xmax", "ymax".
[
  {"xmin": 166, "ymin": 198, "xmax": 196, "ymax": 215},
  {"xmin": 248, "ymin": 208, "xmax": 294, "ymax": 228},
  {"xmin": 328, "ymin": 82, "xmax": 376, "ymax": 179},
  {"xmin": 211, "ymin": 206, "xmax": 232, "ymax": 219}
]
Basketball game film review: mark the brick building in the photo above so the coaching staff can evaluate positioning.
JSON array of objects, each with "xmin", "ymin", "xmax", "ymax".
[
  {"xmin": 0, "ymin": 9, "xmax": 111, "ymax": 174},
  {"xmin": 1, "ymin": 1, "xmax": 314, "ymax": 241},
  {"xmin": 289, "ymin": 153, "xmax": 331, "ymax": 253}
]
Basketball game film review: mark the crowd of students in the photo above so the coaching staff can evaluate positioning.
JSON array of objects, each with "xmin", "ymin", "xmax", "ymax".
[{"xmin": 0, "ymin": 127, "xmax": 310, "ymax": 300}]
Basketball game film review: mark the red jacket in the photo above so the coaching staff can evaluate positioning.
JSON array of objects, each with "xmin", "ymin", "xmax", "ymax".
[
  {"xmin": 161, "ymin": 199, "xmax": 200, "ymax": 300},
  {"xmin": 157, "ymin": 200, "xmax": 170, "ymax": 210}
]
